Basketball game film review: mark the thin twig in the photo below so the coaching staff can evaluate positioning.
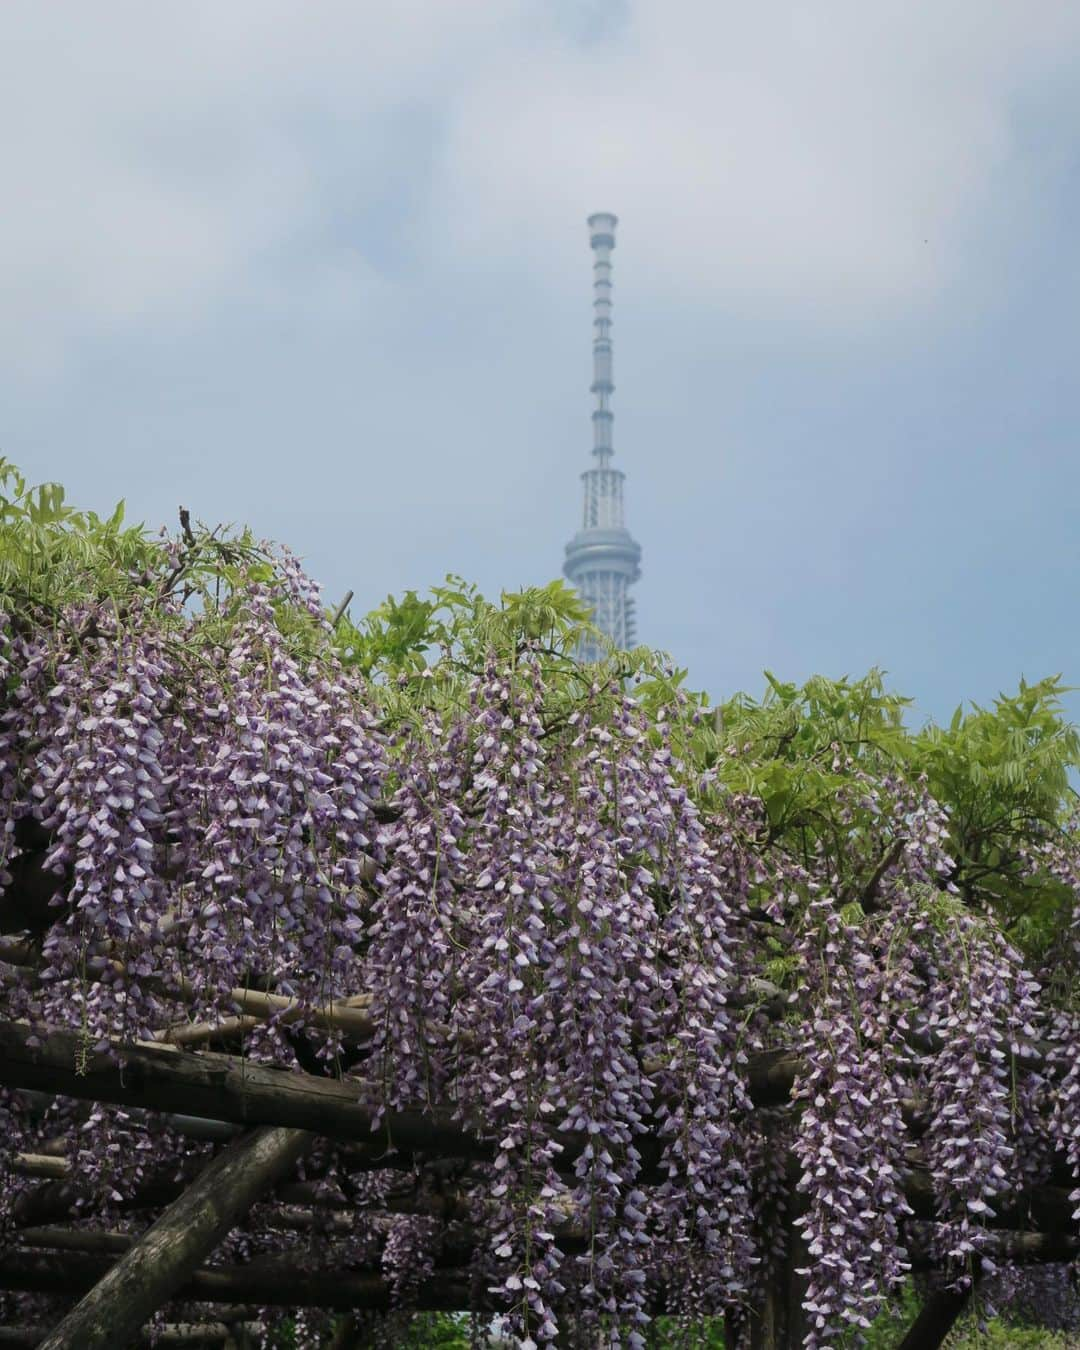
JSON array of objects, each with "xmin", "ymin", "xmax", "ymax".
[{"xmin": 330, "ymin": 590, "xmax": 354, "ymax": 629}]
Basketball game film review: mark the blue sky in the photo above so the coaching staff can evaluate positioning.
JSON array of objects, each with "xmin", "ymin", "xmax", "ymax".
[{"xmin": 3, "ymin": 1, "xmax": 1080, "ymax": 726}]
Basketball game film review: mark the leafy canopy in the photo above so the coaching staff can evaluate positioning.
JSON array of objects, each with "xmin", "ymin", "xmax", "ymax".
[{"xmin": 4, "ymin": 458, "xmax": 1077, "ymax": 974}]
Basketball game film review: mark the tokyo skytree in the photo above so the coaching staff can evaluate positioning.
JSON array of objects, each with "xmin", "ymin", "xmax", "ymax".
[{"xmin": 563, "ymin": 213, "xmax": 642, "ymax": 661}]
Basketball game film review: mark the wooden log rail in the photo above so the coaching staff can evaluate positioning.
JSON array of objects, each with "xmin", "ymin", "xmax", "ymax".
[
  {"xmin": 1, "ymin": 873, "xmax": 1057, "ymax": 1072},
  {"xmin": 0, "ymin": 1020, "xmax": 1076, "ymax": 1232},
  {"xmin": 12, "ymin": 1218, "xmax": 1079, "ymax": 1271},
  {"xmin": 0, "ymin": 1019, "xmax": 482, "ymax": 1161},
  {"xmin": 15, "ymin": 1210, "xmax": 355, "ymax": 1254},
  {"xmin": 163, "ymin": 975, "xmax": 374, "ymax": 1042},
  {"xmin": 0, "ymin": 1249, "xmax": 471, "ymax": 1312},
  {"xmin": 0, "ymin": 1327, "xmax": 263, "ymax": 1348},
  {"xmin": 11, "ymin": 1145, "xmax": 1078, "ymax": 1242},
  {"xmin": 10, "ymin": 1143, "xmax": 412, "ymax": 1229},
  {"xmin": 0, "ymin": 1230, "xmax": 1075, "ymax": 1317},
  {"xmin": 0, "ymin": 1018, "xmax": 798, "ymax": 1138}
]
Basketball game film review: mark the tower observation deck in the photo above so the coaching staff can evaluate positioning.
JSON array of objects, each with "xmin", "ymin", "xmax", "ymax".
[{"xmin": 563, "ymin": 212, "xmax": 642, "ymax": 661}]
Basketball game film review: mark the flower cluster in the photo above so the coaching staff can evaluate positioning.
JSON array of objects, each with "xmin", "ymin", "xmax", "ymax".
[{"xmin": 2, "ymin": 538, "xmax": 1079, "ymax": 1348}]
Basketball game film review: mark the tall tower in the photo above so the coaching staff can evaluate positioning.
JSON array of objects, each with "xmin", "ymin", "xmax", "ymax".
[{"xmin": 563, "ymin": 212, "xmax": 642, "ymax": 660}]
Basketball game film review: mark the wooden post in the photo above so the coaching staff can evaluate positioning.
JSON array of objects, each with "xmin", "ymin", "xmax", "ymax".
[
  {"xmin": 748, "ymin": 1190, "xmax": 808, "ymax": 1350},
  {"xmin": 781, "ymin": 1210, "xmax": 810, "ymax": 1350},
  {"xmin": 327, "ymin": 1313, "xmax": 382, "ymax": 1349},
  {"xmin": 749, "ymin": 1280, "xmax": 780, "ymax": 1349},
  {"xmin": 35, "ymin": 1125, "xmax": 310, "ymax": 1350},
  {"xmin": 327, "ymin": 1315, "xmax": 362, "ymax": 1350},
  {"xmin": 896, "ymin": 1282, "xmax": 975, "ymax": 1350}
]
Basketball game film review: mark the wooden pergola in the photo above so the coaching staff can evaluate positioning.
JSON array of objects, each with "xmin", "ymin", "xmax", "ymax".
[
  {"xmin": 0, "ymin": 836, "xmax": 1076, "ymax": 1350},
  {"xmin": 0, "ymin": 1003, "xmax": 1075, "ymax": 1348}
]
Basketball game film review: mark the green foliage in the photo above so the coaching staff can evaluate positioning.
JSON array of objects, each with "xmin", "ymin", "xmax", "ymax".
[
  {"xmin": 707, "ymin": 668, "xmax": 909, "ymax": 837},
  {"xmin": 947, "ymin": 1325, "xmax": 1070, "ymax": 1349},
  {"xmin": 335, "ymin": 575, "xmax": 597, "ymax": 680},
  {"xmin": 914, "ymin": 676, "xmax": 1080, "ymax": 960},
  {"xmin": 0, "ymin": 457, "xmax": 153, "ymax": 613},
  {"xmin": 5, "ymin": 458, "xmax": 1078, "ymax": 985},
  {"xmin": 700, "ymin": 667, "xmax": 1080, "ymax": 967},
  {"xmin": 332, "ymin": 574, "xmax": 704, "ymax": 769},
  {"xmin": 862, "ymin": 1283, "xmax": 1073, "ymax": 1349},
  {"xmin": 240, "ymin": 1313, "xmax": 471, "ymax": 1348},
  {"xmin": 386, "ymin": 1312, "xmax": 472, "ymax": 1347},
  {"xmin": 640, "ymin": 1316, "xmax": 730, "ymax": 1347},
  {"xmin": 335, "ymin": 587, "xmax": 446, "ymax": 676},
  {"xmin": 0, "ymin": 458, "xmax": 266, "ymax": 622},
  {"xmin": 0, "ymin": 460, "xmax": 337, "ymax": 680},
  {"xmin": 862, "ymin": 1279, "xmax": 922, "ymax": 1348}
]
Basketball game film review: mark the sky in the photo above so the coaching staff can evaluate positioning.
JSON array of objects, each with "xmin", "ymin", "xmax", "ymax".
[{"xmin": 3, "ymin": 1, "xmax": 1080, "ymax": 726}]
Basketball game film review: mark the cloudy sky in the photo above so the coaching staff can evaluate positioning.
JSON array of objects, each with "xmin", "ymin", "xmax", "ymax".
[{"xmin": 4, "ymin": 1, "xmax": 1080, "ymax": 724}]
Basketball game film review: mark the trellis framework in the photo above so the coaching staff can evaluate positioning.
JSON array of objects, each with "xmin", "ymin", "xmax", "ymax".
[{"xmin": 0, "ymin": 838, "xmax": 1077, "ymax": 1349}]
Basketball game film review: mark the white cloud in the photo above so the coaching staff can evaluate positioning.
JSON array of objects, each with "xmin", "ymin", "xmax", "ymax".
[
  {"xmin": 434, "ymin": 1, "xmax": 1080, "ymax": 320},
  {"xmin": 0, "ymin": 0, "xmax": 522, "ymax": 369},
  {"xmin": 1, "ymin": 0, "xmax": 1079, "ymax": 372}
]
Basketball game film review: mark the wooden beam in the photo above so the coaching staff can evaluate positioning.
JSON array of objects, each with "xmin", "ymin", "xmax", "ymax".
[
  {"xmin": 12, "ymin": 1159, "xmax": 203, "ymax": 1229},
  {"xmin": 0, "ymin": 1019, "xmax": 484, "ymax": 1161},
  {"xmin": 18, "ymin": 1227, "xmax": 132, "ymax": 1256},
  {"xmin": 902, "ymin": 1164, "xmax": 1076, "ymax": 1234},
  {"xmin": 0, "ymin": 1250, "xmax": 471, "ymax": 1312},
  {"xmin": 162, "ymin": 1016, "xmax": 260, "ymax": 1048},
  {"xmin": 908, "ymin": 1229, "xmax": 1080, "ymax": 1268},
  {"xmin": 12, "ymin": 1153, "xmax": 69, "ymax": 1180},
  {"xmin": 0, "ymin": 1021, "xmax": 1074, "ymax": 1237},
  {"xmin": 3, "ymin": 1227, "xmax": 1076, "ymax": 1329},
  {"xmin": 10, "ymin": 1140, "xmax": 408, "ymax": 1229},
  {"xmin": 34, "ymin": 1126, "xmax": 311, "ymax": 1350},
  {"xmin": 0, "ymin": 1020, "xmax": 801, "ymax": 1166},
  {"xmin": 166, "ymin": 976, "xmax": 374, "ymax": 1040},
  {"xmin": 0, "ymin": 1328, "xmax": 262, "ymax": 1349}
]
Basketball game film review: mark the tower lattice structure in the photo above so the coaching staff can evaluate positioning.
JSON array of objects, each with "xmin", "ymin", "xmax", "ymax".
[{"xmin": 563, "ymin": 213, "xmax": 642, "ymax": 661}]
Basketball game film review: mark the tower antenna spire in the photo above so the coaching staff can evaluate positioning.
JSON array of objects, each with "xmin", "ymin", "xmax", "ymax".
[{"xmin": 563, "ymin": 212, "xmax": 642, "ymax": 658}]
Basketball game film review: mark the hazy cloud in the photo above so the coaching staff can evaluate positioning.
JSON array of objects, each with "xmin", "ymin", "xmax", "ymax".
[
  {"xmin": 3, "ymin": 1, "xmax": 1080, "ymax": 721},
  {"xmin": 6, "ymin": 0, "xmax": 1080, "ymax": 368}
]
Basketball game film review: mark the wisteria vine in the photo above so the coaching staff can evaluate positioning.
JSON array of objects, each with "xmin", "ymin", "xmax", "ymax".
[{"xmin": 1, "ymin": 488, "xmax": 1079, "ymax": 1347}]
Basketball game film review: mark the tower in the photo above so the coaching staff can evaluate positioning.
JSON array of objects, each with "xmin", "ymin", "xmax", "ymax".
[{"xmin": 563, "ymin": 212, "xmax": 642, "ymax": 661}]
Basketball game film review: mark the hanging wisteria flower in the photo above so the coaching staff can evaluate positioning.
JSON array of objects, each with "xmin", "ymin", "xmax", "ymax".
[{"xmin": 2, "ymin": 469, "xmax": 1080, "ymax": 1346}]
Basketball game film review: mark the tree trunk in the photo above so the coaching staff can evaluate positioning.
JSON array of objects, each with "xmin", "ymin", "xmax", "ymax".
[{"xmin": 34, "ymin": 1125, "xmax": 310, "ymax": 1350}]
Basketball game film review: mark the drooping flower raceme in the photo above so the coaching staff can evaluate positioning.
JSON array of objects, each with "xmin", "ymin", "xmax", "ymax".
[{"xmin": 2, "ymin": 535, "xmax": 1078, "ymax": 1348}]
